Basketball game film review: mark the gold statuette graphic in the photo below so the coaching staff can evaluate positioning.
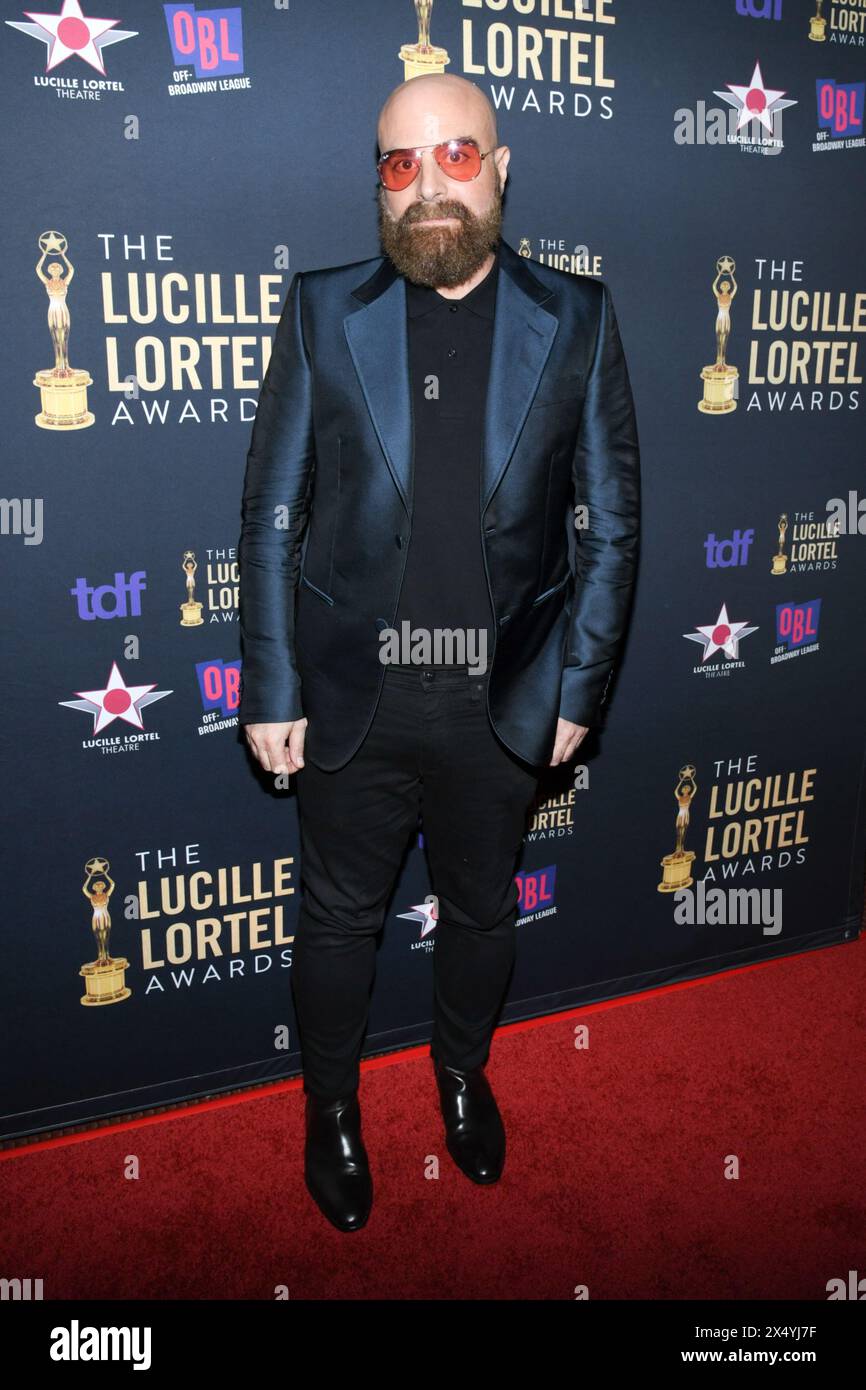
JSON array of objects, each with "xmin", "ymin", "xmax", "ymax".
[
  {"xmin": 79, "ymin": 858, "xmax": 131, "ymax": 1006},
  {"xmin": 808, "ymin": 1, "xmax": 827, "ymax": 42},
  {"xmin": 180, "ymin": 549, "xmax": 204, "ymax": 626},
  {"xmin": 771, "ymin": 512, "xmax": 789, "ymax": 575},
  {"xmin": 34, "ymin": 231, "xmax": 94, "ymax": 430},
  {"xmin": 698, "ymin": 256, "xmax": 738, "ymax": 415},
  {"xmin": 399, "ymin": 0, "xmax": 450, "ymax": 79},
  {"xmin": 657, "ymin": 765, "xmax": 698, "ymax": 893}
]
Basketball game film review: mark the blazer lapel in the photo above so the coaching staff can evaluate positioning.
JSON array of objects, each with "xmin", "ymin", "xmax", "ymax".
[
  {"xmin": 344, "ymin": 260, "xmax": 412, "ymax": 513},
  {"xmin": 344, "ymin": 238, "xmax": 558, "ymax": 518},
  {"xmin": 481, "ymin": 241, "xmax": 558, "ymax": 511}
]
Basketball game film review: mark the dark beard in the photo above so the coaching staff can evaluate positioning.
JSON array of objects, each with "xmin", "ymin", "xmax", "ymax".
[{"xmin": 377, "ymin": 174, "xmax": 503, "ymax": 289}]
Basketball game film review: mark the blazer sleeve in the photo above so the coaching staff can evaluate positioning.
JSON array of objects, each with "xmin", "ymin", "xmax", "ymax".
[
  {"xmin": 237, "ymin": 271, "xmax": 315, "ymax": 725},
  {"xmin": 558, "ymin": 281, "xmax": 641, "ymax": 728}
]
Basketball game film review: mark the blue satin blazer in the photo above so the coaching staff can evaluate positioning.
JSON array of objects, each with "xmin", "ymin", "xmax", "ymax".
[{"xmin": 237, "ymin": 237, "xmax": 641, "ymax": 771}]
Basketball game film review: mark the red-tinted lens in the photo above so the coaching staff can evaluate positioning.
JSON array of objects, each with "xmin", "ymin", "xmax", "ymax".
[
  {"xmin": 433, "ymin": 140, "xmax": 482, "ymax": 180},
  {"xmin": 378, "ymin": 152, "xmax": 422, "ymax": 191}
]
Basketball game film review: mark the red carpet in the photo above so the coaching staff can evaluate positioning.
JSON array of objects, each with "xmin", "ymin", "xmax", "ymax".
[{"xmin": 2, "ymin": 936, "xmax": 864, "ymax": 1300}]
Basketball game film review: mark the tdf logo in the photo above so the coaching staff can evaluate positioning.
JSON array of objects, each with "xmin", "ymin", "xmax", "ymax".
[
  {"xmin": 735, "ymin": 0, "xmax": 783, "ymax": 18},
  {"xmin": 71, "ymin": 571, "xmax": 146, "ymax": 620},
  {"xmin": 705, "ymin": 528, "xmax": 755, "ymax": 568}
]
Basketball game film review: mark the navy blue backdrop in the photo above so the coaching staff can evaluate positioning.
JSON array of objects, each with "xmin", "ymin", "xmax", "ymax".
[{"xmin": 2, "ymin": 0, "xmax": 865, "ymax": 1141}]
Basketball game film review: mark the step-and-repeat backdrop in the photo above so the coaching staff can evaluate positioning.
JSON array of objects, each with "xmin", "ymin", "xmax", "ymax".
[{"xmin": 3, "ymin": 0, "xmax": 865, "ymax": 1140}]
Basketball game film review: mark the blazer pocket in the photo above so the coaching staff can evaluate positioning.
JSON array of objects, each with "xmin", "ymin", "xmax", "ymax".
[
  {"xmin": 300, "ymin": 574, "xmax": 335, "ymax": 606},
  {"xmin": 531, "ymin": 573, "xmax": 571, "ymax": 608}
]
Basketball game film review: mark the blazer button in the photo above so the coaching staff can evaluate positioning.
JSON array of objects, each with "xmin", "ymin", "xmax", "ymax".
[
  {"xmin": 375, "ymin": 618, "xmax": 388, "ymax": 631},
  {"xmin": 395, "ymin": 534, "xmax": 403, "ymax": 548}
]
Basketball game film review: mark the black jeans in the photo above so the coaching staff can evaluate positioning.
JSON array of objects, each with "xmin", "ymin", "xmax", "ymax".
[{"xmin": 291, "ymin": 664, "xmax": 541, "ymax": 1100}]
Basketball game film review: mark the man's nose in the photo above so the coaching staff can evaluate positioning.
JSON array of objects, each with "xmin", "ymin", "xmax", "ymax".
[{"xmin": 415, "ymin": 148, "xmax": 453, "ymax": 201}]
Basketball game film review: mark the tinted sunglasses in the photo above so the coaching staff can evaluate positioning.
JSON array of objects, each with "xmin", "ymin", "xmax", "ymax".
[{"xmin": 377, "ymin": 136, "xmax": 496, "ymax": 191}]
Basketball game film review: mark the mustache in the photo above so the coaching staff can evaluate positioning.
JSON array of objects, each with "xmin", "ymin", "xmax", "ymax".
[{"xmin": 402, "ymin": 204, "xmax": 469, "ymax": 225}]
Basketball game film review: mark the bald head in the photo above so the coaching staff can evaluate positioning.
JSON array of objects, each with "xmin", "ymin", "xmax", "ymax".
[{"xmin": 377, "ymin": 73, "xmax": 498, "ymax": 155}]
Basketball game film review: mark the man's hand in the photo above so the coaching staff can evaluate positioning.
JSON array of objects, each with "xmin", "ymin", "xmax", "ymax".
[
  {"xmin": 243, "ymin": 718, "xmax": 307, "ymax": 776},
  {"xmin": 549, "ymin": 717, "xmax": 589, "ymax": 767}
]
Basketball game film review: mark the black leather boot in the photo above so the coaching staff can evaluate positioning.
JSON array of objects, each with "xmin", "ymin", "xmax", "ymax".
[
  {"xmin": 433, "ymin": 1056, "xmax": 506, "ymax": 1184},
  {"xmin": 303, "ymin": 1090, "xmax": 372, "ymax": 1232}
]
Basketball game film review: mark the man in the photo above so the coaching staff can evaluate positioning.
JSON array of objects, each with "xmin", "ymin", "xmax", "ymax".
[{"xmin": 237, "ymin": 73, "xmax": 641, "ymax": 1233}]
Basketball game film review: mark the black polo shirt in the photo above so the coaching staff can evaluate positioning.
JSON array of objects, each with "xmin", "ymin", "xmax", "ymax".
[{"xmin": 393, "ymin": 248, "xmax": 499, "ymax": 667}]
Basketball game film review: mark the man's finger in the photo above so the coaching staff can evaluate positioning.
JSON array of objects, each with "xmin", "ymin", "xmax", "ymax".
[
  {"xmin": 549, "ymin": 722, "xmax": 589, "ymax": 766},
  {"xmin": 549, "ymin": 731, "xmax": 568, "ymax": 766},
  {"xmin": 287, "ymin": 721, "xmax": 306, "ymax": 770},
  {"xmin": 265, "ymin": 734, "xmax": 290, "ymax": 776}
]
